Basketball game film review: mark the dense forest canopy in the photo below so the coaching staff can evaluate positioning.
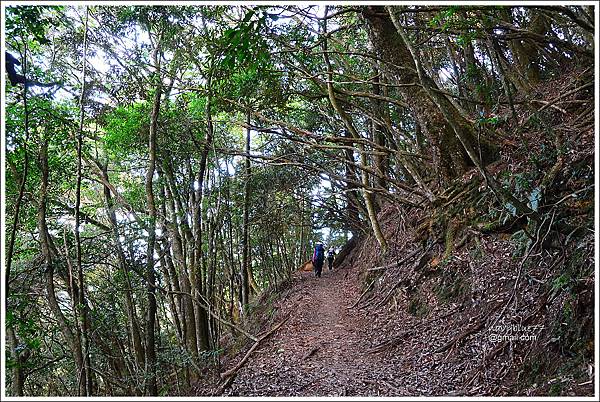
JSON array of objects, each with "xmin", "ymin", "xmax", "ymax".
[{"xmin": 2, "ymin": 3, "xmax": 595, "ymax": 397}]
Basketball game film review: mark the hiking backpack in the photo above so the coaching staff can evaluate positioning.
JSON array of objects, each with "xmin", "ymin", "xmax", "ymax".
[{"xmin": 314, "ymin": 245, "xmax": 325, "ymax": 263}]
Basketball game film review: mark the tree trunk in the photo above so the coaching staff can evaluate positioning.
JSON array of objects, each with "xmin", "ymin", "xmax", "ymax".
[
  {"xmin": 371, "ymin": 69, "xmax": 388, "ymax": 194},
  {"xmin": 498, "ymin": 8, "xmax": 534, "ymax": 93},
  {"xmin": 38, "ymin": 138, "xmax": 85, "ymax": 396},
  {"xmin": 192, "ymin": 81, "xmax": 213, "ymax": 352},
  {"xmin": 486, "ymin": 37, "xmax": 517, "ymax": 123},
  {"xmin": 75, "ymin": 8, "xmax": 92, "ymax": 394},
  {"xmin": 162, "ymin": 158, "xmax": 200, "ymax": 361},
  {"xmin": 518, "ymin": 8, "xmax": 550, "ymax": 83},
  {"xmin": 377, "ymin": 75, "xmax": 435, "ymax": 201},
  {"xmin": 362, "ymin": 6, "xmax": 498, "ymax": 184},
  {"xmin": 241, "ymin": 111, "xmax": 252, "ymax": 311},
  {"xmin": 462, "ymin": 39, "xmax": 492, "ymax": 116},
  {"xmin": 100, "ymin": 164, "xmax": 145, "ymax": 388},
  {"xmin": 322, "ymin": 7, "xmax": 387, "ymax": 252},
  {"xmin": 8, "ymin": 327, "xmax": 27, "ymax": 395},
  {"xmin": 6, "ymin": 40, "xmax": 31, "ymax": 398},
  {"xmin": 343, "ymin": 135, "xmax": 362, "ymax": 235},
  {"xmin": 160, "ymin": 166, "xmax": 198, "ymax": 363},
  {"xmin": 394, "ymin": 16, "xmax": 536, "ymax": 220},
  {"xmin": 298, "ymin": 188, "xmax": 306, "ymax": 266},
  {"xmin": 143, "ymin": 41, "xmax": 162, "ymax": 396}
]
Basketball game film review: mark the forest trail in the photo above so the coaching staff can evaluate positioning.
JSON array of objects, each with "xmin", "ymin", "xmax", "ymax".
[{"xmin": 222, "ymin": 264, "xmax": 402, "ymax": 397}]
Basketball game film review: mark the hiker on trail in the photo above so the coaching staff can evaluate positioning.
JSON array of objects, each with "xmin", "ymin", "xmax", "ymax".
[
  {"xmin": 312, "ymin": 242, "xmax": 325, "ymax": 278},
  {"xmin": 327, "ymin": 249, "xmax": 335, "ymax": 271}
]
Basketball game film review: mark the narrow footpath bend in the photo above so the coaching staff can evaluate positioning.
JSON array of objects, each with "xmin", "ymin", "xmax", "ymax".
[{"xmin": 222, "ymin": 264, "xmax": 406, "ymax": 397}]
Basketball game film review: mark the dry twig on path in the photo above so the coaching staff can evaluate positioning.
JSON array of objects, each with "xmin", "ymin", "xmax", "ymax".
[
  {"xmin": 434, "ymin": 321, "xmax": 485, "ymax": 353},
  {"xmin": 216, "ymin": 317, "xmax": 290, "ymax": 394},
  {"xmin": 349, "ymin": 279, "xmax": 376, "ymax": 309},
  {"xmin": 303, "ymin": 345, "xmax": 320, "ymax": 360}
]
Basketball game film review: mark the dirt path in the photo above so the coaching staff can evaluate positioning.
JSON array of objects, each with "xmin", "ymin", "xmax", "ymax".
[{"xmin": 223, "ymin": 265, "xmax": 405, "ymax": 397}]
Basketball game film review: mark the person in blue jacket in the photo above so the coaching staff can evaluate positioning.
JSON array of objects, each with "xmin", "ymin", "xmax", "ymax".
[{"xmin": 312, "ymin": 243, "xmax": 325, "ymax": 278}]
